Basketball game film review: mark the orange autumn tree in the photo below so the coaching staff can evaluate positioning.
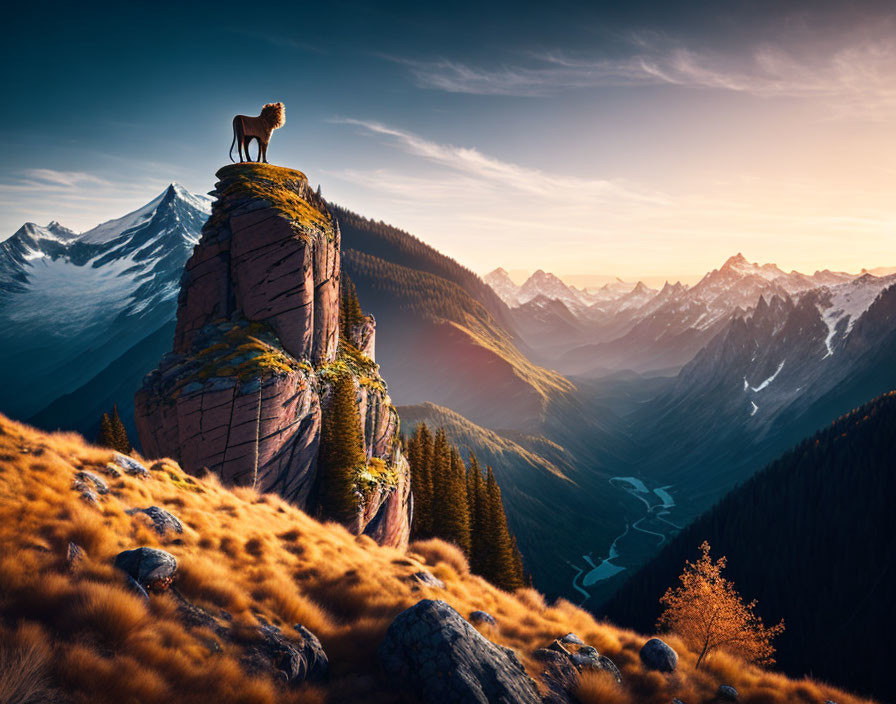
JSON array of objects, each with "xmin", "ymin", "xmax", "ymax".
[{"xmin": 657, "ymin": 541, "xmax": 784, "ymax": 669}]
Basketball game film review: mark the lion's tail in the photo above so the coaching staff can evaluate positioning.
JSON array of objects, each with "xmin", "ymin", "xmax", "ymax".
[{"xmin": 229, "ymin": 117, "xmax": 238, "ymax": 163}]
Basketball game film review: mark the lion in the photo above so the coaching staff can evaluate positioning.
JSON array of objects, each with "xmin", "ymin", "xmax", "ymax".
[{"xmin": 229, "ymin": 102, "xmax": 286, "ymax": 163}]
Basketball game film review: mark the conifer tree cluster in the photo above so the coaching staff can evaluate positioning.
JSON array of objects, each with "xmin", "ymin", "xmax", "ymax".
[
  {"xmin": 318, "ymin": 373, "xmax": 365, "ymax": 523},
  {"xmin": 406, "ymin": 423, "xmax": 526, "ymax": 591},
  {"xmin": 339, "ymin": 272, "xmax": 365, "ymax": 341},
  {"xmin": 97, "ymin": 405, "xmax": 131, "ymax": 454}
]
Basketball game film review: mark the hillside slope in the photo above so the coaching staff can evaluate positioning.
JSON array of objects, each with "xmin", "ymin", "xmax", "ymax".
[
  {"xmin": 0, "ymin": 413, "xmax": 873, "ymax": 704},
  {"xmin": 601, "ymin": 391, "xmax": 896, "ymax": 701},
  {"xmin": 337, "ymin": 209, "xmax": 573, "ymax": 429}
]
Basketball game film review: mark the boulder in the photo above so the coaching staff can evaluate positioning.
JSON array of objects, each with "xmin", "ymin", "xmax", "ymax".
[
  {"xmin": 469, "ymin": 610, "xmax": 496, "ymax": 626},
  {"xmin": 380, "ymin": 599, "xmax": 542, "ymax": 704},
  {"xmin": 639, "ymin": 637, "xmax": 678, "ymax": 673},
  {"xmin": 127, "ymin": 506, "xmax": 184, "ymax": 535},
  {"xmin": 560, "ymin": 632, "xmax": 584, "ymax": 646},
  {"xmin": 73, "ymin": 471, "xmax": 108, "ymax": 495},
  {"xmin": 717, "ymin": 685, "xmax": 739, "ymax": 701},
  {"xmin": 114, "ymin": 547, "xmax": 177, "ymax": 591},
  {"xmin": 113, "ymin": 453, "xmax": 150, "ymax": 478},
  {"xmin": 412, "ymin": 570, "xmax": 445, "ymax": 589}
]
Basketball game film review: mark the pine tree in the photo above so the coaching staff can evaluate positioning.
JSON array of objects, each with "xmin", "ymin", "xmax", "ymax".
[
  {"xmin": 339, "ymin": 273, "xmax": 364, "ymax": 342},
  {"xmin": 446, "ymin": 448, "xmax": 471, "ymax": 554},
  {"xmin": 318, "ymin": 373, "xmax": 364, "ymax": 523},
  {"xmin": 467, "ymin": 455, "xmax": 489, "ymax": 573},
  {"xmin": 482, "ymin": 467, "xmax": 526, "ymax": 591},
  {"xmin": 408, "ymin": 423, "xmax": 434, "ymax": 539},
  {"xmin": 97, "ymin": 412, "xmax": 115, "ymax": 449},
  {"xmin": 110, "ymin": 405, "xmax": 131, "ymax": 454}
]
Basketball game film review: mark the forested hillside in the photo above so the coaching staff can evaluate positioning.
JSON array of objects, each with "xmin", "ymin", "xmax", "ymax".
[
  {"xmin": 333, "ymin": 206, "xmax": 513, "ymax": 329},
  {"xmin": 339, "ymin": 236, "xmax": 573, "ymax": 428},
  {"xmin": 601, "ymin": 391, "xmax": 896, "ymax": 700}
]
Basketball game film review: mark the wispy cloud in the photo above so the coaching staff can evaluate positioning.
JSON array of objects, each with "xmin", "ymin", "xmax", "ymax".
[
  {"xmin": 0, "ymin": 168, "xmax": 173, "ymax": 236},
  {"xmin": 331, "ymin": 118, "xmax": 667, "ymax": 205},
  {"xmin": 20, "ymin": 169, "xmax": 112, "ymax": 189},
  {"xmin": 326, "ymin": 116, "xmax": 895, "ymax": 276},
  {"xmin": 397, "ymin": 34, "xmax": 896, "ymax": 119}
]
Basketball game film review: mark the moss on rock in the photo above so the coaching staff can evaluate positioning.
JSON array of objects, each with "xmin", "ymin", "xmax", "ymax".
[{"xmin": 209, "ymin": 163, "xmax": 334, "ymax": 240}]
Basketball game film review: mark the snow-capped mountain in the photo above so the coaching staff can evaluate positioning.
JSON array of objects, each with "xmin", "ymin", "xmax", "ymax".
[
  {"xmin": 553, "ymin": 254, "xmax": 863, "ymax": 376},
  {"xmin": 483, "ymin": 267, "xmax": 522, "ymax": 305},
  {"xmin": 631, "ymin": 272, "xmax": 896, "ymax": 502},
  {"xmin": 0, "ymin": 184, "xmax": 211, "ymax": 431}
]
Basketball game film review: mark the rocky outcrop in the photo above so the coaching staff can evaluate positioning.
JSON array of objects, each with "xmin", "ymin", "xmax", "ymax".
[
  {"xmin": 380, "ymin": 599, "xmax": 543, "ymax": 704},
  {"xmin": 135, "ymin": 164, "xmax": 411, "ymax": 547}
]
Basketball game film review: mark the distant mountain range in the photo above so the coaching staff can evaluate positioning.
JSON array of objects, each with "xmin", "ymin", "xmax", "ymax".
[
  {"xmin": 601, "ymin": 390, "xmax": 896, "ymax": 702},
  {"xmin": 486, "ymin": 255, "xmax": 882, "ymax": 375}
]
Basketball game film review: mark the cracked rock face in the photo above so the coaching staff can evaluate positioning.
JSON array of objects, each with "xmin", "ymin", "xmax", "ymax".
[
  {"xmin": 135, "ymin": 164, "xmax": 411, "ymax": 547},
  {"xmin": 380, "ymin": 599, "xmax": 543, "ymax": 704}
]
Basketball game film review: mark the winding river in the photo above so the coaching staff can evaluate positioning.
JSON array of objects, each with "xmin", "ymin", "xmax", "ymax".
[{"xmin": 569, "ymin": 476, "xmax": 681, "ymax": 603}]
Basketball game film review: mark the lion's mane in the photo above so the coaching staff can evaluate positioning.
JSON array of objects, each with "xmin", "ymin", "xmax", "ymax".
[{"xmin": 262, "ymin": 102, "xmax": 286, "ymax": 130}]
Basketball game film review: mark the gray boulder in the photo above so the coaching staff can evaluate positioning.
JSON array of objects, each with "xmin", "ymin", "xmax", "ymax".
[
  {"xmin": 469, "ymin": 610, "xmax": 496, "ymax": 626},
  {"xmin": 74, "ymin": 471, "xmax": 108, "ymax": 495},
  {"xmin": 113, "ymin": 453, "xmax": 150, "ymax": 478},
  {"xmin": 380, "ymin": 599, "xmax": 542, "ymax": 704},
  {"xmin": 114, "ymin": 547, "xmax": 177, "ymax": 590},
  {"xmin": 639, "ymin": 637, "xmax": 678, "ymax": 673},
  {"xmin": 127, "ymin": 506, "xmax": 184, "ymax": 535},
  {"xmin": 717, "ymin": 685, "xmax": 739, "ymax": 701},
  {"xmin": 559, "ymin": 632, "xmax": 584, "ymax": 646},
  {"xmin": 412, "ymin": 570, "xmax": 445, "ymax": 589}
]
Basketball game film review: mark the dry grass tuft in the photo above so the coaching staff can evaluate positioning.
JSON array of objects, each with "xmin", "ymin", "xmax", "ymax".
[
  {"xmin": 0, "ymin": 624, "xmax": 53, "ymax": 704},
  {"xmin": 577, "ymin": 669, "xmax": 634, "ymax": 704},
  {"xmin": 407, "ymin": 538, "xmax": 470, "ymax": 575},
  {"xmin": 0, "ymin": 413, "xmax": 877, "ymax": 704}
]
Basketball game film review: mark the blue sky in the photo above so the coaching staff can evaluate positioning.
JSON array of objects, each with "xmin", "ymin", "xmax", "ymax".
[{"xmin": 2, "ymin": 0, "xmax": 894, "ymax": 282}]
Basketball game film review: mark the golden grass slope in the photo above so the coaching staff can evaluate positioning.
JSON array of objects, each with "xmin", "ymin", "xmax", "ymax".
[{"xmin": 0, "ymin": 413, "xmax": 874, "ymax": 704}]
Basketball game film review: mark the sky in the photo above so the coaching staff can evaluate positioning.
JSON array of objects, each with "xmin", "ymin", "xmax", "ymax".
[{"xmin": 1, "ymin": 0, "xmax": 894, "ymax": 283}]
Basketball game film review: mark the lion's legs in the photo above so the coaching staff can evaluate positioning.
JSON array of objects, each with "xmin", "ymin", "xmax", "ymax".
[
  {"xmin": 260, "ymin": 140, "xmax": 269, "ymax": 163},
  {"xmin": 238, "ymin": 136, "xmax": 246, "ymax": 162}
]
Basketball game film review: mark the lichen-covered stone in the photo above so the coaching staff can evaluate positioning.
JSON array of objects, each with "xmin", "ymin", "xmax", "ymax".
[{"xmin": 380, "ymin": 599, "xmax": 542, "ymax": 704}]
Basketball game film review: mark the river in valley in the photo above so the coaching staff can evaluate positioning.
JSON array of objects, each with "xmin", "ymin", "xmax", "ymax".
[{"xmin": 568, "ymin": 476, "xmax": 681, "ymax": 604}]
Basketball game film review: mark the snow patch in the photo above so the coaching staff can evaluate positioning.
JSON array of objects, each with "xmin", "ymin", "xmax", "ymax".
[
  {"xmin": 750, "ymin": 401, "xmax": 759, "ymax": 416},
  {"xmin": 745, "ymin": 360, "xmax": 785, "ymax": 392}
]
